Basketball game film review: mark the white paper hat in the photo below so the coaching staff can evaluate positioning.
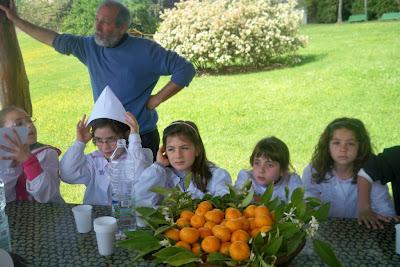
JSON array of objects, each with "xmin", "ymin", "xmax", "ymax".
[{"xmin": 86, "ymin": 86, "xmax": 127, "ymax": 126}]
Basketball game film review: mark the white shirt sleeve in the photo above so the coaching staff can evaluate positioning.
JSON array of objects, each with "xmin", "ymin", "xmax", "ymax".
[
  {"xmin": 302, "ymin": 164, "xmax": 321, "ymax": 199},
  {"xmin": 235, "ymin": 169, "xmax": 251, "ymax": 190},
  {"xmin": 207, "ymin": 167, "xmax": 232, "ymax": 197},
  {"xmin": 60, "ymin": 140, "xmax": 92, "ymax": 185},
  {"xmin": 357, "ymin": 168, "xmax": 374, "ymax": 183},
  {"xmin": 135, "ymin": 163, "xmax": 167, "ymax": 207}
]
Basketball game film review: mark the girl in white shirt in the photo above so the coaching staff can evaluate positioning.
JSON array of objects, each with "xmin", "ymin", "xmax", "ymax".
[
  {"xmin": 60, "ymin": 113, "xmax": 152, "ymax": 205},
  {"xmin": 0, "ymin": 106, "xmax": 64, "ymax": 203},
  {"xmin": 302, "ymin": 117, "xmax": 395, "ymax": 218},
  {"xmin": 235, "ymin": 136, "xmax": 302, "ymax": 202},
  {"xmin": 138, "ymin": 120, "xmax": 232, "ymax": 205}
]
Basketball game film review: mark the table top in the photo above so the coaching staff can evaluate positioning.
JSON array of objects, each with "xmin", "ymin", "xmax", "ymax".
[{"xmin": 5, "ymin": 201, "xmax": 400, "ymax": 266}]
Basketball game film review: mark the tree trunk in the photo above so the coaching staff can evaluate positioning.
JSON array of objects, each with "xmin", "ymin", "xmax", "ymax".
[
  {"xmin": 337, "ymin": 0, "xmax": 343, "ymax": 23},
  {"xmin": 0, "ymin": 0, "xmax": 32, "ymax": 115}
]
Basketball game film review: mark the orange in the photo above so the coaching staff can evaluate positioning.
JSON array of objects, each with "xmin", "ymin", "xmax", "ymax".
[
  {"xmin": 164, "ymin": 228, "xmax": 180, "ymax": 241},
  {"xmin": 176, "ymin": 240, "xmax": 191, "ymax": 250},
  {"xmin": 254, "ymin": 215, "xmax": 273, "ymax": 228},
  {"xmin": 229, "ymin": 241, "xmax": 250, "ymax": 261},
  {"xmin": 225, "ymin": 207, "xmax": 242, "ymax": 220},
  {"xmin": 179, "ymin": 227, "xmax": 200, "ymax": 244},
  {"xmin": 204, "ymin": 209, "xmax": 224, "ymax": 224},
  {"xmin": 248, "ymin": 217, "xmax": 257, "ymax": 229},
  {"xmin": 243, "ymin": 205, "xmax": 256, "ymax": 218},
  {"xmin": 260, "ymin": 225, "xmax": 272, "ymax": 233},
  {"xmin": 176, "ymin": 218, "xmax": 190, "ymax": 229},
  {"xmin": 250, "ymin": 228, "xmax": 261, "ymax": 237},
  {"xmin": 198, "ymin": 227, "xmax": 213, "ymax": 239},
  {"xmin": 203, "ymin": 221, "xmax": 217, "ymax": 230},
  {"xmin": 180, "ymin": 210, "xmax": 195, "ymax": 221},
  {"xmin": 195, "ymin": 206, "xmax": 209, "ymax": 216},
  {"xmin": 241, "ymin": 217, "xmax": 250, "ymax": 230},
  {"xmin": 191, "ymin": 243, "xmax": 201, "ymax": 256},
  {"xmin": 255, "ymin": 205, "xmax": 270, "ymax": 217},
  {"xmin": 231, "ymin": 229, "xmax": 250, "ymax": 243},
  {"xmin": 201, "ymin": 236, "xmax": 221, "ymax": 253},
  {"xmin": 212, "ymin": 225, "xmax": 231, "ymax": 242},
  {"xmin": 190, "ymin": 214, "xmax": 206, "ymax": 228},
  {"xmin": 225, "ymin": 218, "xmax": 243, "ymax": 232},
  {"xmin": 198, "ymin": 200, "xmax": 213, "ymax": 211},
  {"xmin": 219, "ymin": 242, "xmax": 231, "ymax": 255}
]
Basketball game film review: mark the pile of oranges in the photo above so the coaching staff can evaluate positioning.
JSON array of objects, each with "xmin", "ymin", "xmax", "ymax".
[{"xmin": 163, "ymin": 201, "xmax": 274, "ymax": 262}]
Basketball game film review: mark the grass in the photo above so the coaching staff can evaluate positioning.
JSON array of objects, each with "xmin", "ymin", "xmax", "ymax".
[{"xmin": 17, "ymin": 21, "xmax": 400, "ymax": 204}]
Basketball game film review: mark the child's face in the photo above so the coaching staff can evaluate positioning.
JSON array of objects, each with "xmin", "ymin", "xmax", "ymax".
[
  {"xmin": 252, "ymin": 156, "xmax": 282, "ymax": 186},
  {"xmin": 93, "ymin": 127, "xmax": 119, "ymax": 159},
  {"xmin": 329, "ymin": 128, "xmax": 359, "ymax": 168},
  {"xmin": 3, "ymin": 109, "xmax": 37, "ymax": 145},
  {"xmin": 165, "ymin": 135, "xmax": 198, "ymax": 173}
]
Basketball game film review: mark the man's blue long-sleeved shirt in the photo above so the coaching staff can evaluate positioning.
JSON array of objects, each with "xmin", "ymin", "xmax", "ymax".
[{"xmin": 53, "ymin": 34, "xmax": 196, "ymax": 134}]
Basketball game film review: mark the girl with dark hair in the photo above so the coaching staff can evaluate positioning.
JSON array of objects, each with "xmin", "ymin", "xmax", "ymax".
[
  {"xmin": 302, "ymin": 117, "xmax": 394, "ymax": 218},
  {"xmin": 60, "ymin": 113, "xmax": 153, "ymax": 205},
  {"xmin": 139, "ymin": 120, "xmax": 232, "ymax": 202},
  {"xmin": 0, "ymin": 106, "xmax": 64, "ymax": 203},
  {"xmin": 235, "ymin": 136, "xmax": 302, "ymax": 202}
]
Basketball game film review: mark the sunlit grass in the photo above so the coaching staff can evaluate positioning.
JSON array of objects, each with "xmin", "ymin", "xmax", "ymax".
[{"xmin": 17, "ymin": 21, "xmax": 400, "ymax": 204}]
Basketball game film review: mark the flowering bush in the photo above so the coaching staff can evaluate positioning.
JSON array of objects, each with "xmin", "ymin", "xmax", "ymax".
[
  {"xmin": 119, "ymin": 181, "xmax": 340, "ymax": 266},
  {"xmin": 154, "ymin": 0, "xmax": 308, "ymax": 71}
]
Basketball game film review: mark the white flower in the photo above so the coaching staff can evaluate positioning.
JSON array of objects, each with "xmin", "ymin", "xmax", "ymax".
[
  {"xmin": 159, "ymin": 239, "xmax": 171, "ymax": 247},
  {"xmin": 305, "ymin": 216, "xmax": 319, "ymax": 238}
]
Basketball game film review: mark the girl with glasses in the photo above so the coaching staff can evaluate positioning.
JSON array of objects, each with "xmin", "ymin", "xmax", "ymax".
[
  {"xmin": 0, "ymin": 106, "xmax": 64, "ymax": 203},
  {"xmin": 60, "ymin": 113, "xmax": 153, "ymax": 205}
]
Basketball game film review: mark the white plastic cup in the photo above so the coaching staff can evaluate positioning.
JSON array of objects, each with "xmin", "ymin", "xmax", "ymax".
[
  {"xmin": 72, "ymin": 205, "xmax": 93, "ymax": 233},
  {"xmin": 93, "ymin": 216, "xmax": 118, "ymax": 256},
  {"xmin": 396, "ymin": 224, "xmax": 400, "ymax": 255}
]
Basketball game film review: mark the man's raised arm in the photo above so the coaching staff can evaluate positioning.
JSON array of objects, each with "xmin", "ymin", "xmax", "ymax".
[{"xmin": 0, "ymin": 1, "xmax": 58, "ymax": 46}]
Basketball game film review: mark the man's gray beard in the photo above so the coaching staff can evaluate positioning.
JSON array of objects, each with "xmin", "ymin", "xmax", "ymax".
[{"xmin": 94, "ymin": 35, "xmax": 120, "ymax": 48}]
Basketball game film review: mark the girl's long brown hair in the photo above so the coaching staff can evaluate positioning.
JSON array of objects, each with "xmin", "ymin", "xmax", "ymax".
[{"xmin": 311, "ymin": 117, "xmax": 372, "ymax": 183}]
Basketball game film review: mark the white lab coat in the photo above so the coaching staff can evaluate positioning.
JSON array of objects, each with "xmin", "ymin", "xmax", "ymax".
[
  {"xmin": 60, "ymin": 134, "xmax": 152, "ymax": 205},
  {"xmin": 302, "ymin": 164, "xmax": 395, "ymax": 218},
  {"xmin": 235, "ymin": 169, "xmax": 303, "ymax": 202},
  {"xmin": 1, "ymin": 146, "xmax": 64, "ymax": 203}
]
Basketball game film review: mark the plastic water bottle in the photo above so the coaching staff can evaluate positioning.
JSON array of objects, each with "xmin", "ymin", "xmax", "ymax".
[
  {"xmin": 109, "ymin": 139, "xmax": 137, "ymax": 239},
  {"xmin": 0, "ymin": 179, "xmax": 11, "ymax": 251}
]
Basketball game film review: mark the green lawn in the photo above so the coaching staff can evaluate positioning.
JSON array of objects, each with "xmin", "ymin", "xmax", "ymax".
[{"xmin": 18, "ymin": 21, "xmax": 400, "ymax": 204}]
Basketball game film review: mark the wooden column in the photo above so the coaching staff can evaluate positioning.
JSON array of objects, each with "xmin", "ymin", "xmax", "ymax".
[{"xmin": 0, "ymin": 0, "xmax": 32, "ymax": 115}]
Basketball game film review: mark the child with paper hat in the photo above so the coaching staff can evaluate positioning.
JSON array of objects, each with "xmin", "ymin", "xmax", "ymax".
[{"xmin": 60, "ymin": 86, "xmax": 154, "ymax": 205}]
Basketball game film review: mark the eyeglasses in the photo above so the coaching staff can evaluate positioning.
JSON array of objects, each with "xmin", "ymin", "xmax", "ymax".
[
  {"xmin": 92, "ymin": 136, "xmax": 119, "ymax": 146},
  {"xmin": 11, "ymin": 116, "xmax": 37, "ymax": 127}
]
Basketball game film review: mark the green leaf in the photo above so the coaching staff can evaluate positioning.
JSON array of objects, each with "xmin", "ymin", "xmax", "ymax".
[
  {"xmin": 117, "ymin": 230, "xmax": 161, "ymax": 253},
  {"xmin": 313, "ymin": 239, "xmax": 341, "ymax": 267},
  {"xmin": 240, "ymin": 189, "xmax": 254, "ymax": 208},
  {"xmin": 278, "ymin": 222, "xmax": 300, "ymax": 239},
  {"xmin": 294, "ymin": 201, "xmax": 306, "ymax": 219},
  {"xmin": 261, "ymin": 183, "xmax": 274, "ymax": 204},
  {"xmin": 264, "ymin": 236, "xmax": 283, "ymax": 255},
  {"xmin": 151, "ymin": 186, "xmax": 171, "ymax": 195},
  {"xmin": 286, "ymin": 231, "xmax": 305, "ymax": 255},
  {"xmin": 290, "ymin": 187, "xmax": 304, "ymax": 206},
  {"xmin": 314, "ymin": 202, "xmax": 330, "ymax": 221},
  {"xmin": 154, "ymin": 225, "xmax": 174, "ymax": 236},
  {"xmin": 305, "ymin": 196, "xmax": 322, "ymax": 208},
  {"xmin": 206, "ymin": 252, "xmax": 229, "ymax": 263},
  {"xmin": 153, "ymin": 247, "xmax": 199, "ymax": 266},
  {"xmin": 184, "ymin": 172, "xmax": 192, "ymax": 189}
]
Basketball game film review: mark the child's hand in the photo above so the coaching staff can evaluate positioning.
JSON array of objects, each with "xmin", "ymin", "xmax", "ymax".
[
  {"xmin": 358, "ymin": 208, "xmax": 391, "ymax": 229},
  {"xmin": 0, "ymin": 128, "xmax": 32, "ymax": 163},
  {"xmin": 125, "ymin": 112, "xmax": 139, "ymax": 134},
  {"xmin": 156, "ymin": 146, "xmax": 170, "ymax": 167},
  {"xmin": 76, "ymin": 114, "xmax": 91, "ymax": 144}
]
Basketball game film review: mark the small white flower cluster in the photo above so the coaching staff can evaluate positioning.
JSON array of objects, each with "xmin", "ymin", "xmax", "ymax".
[
  {"xmin": 161, "ymin": 206, "xmax": 174, "ymax": 224},
  {"xmin": 305, "ymin": 216, "xmax": 319, "ymax": 238},
  {"xmin": 154, "ymin": 0, "xmax": 307, "ymax": 70}
]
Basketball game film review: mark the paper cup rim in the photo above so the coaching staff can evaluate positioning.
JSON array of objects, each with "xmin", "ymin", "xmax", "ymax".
[
  {"xmin": 94, "ymin": 216, "xmax": 117, "ymax": 233},
  {"xmin": 72, "ymin": 204, "xmax": 93, "ymax": 213}
]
